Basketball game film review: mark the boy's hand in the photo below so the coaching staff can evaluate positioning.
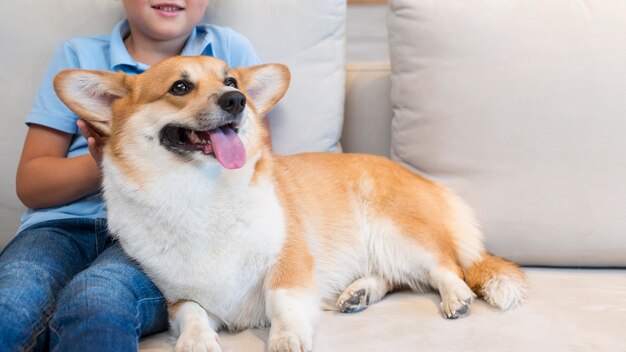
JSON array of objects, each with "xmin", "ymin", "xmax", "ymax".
[{"xmin": 77, "ymin": 119, "xmax": 105, "ymax": 167}]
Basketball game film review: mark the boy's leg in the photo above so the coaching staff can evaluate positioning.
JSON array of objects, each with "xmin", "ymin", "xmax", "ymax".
[
  {"xmin": 0, "ymin": 218, "xmax": 108, "ymax": 352},
  {"xmin": 49, "ymin": 240, "xmax": 169, "ymax": 352}
]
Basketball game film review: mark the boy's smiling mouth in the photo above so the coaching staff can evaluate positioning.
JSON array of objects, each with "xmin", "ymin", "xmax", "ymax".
[{"xmin": 151, "ymin": 3, "xmax": 185, "ymax": 16}]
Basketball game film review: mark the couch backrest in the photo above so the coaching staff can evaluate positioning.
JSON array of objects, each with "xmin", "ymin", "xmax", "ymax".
[
  {"xmin": 0, "ymin": 0, "xmax": 346, "ymax": 247},
  {"xmin": 388, "ymin": 0, "xmax": 626, "ymax": 266},
  {"xmin": 342, "ymin": 62, "xmax": 393, "ymax": 157}
]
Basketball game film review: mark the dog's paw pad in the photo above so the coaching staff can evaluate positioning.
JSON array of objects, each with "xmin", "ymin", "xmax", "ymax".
[
  {"xmin": 337, "ymin": 288, "xmax": 370, "ymax": 313},
  {"xmin": 444, "ymin": 303, "xmax": 468, "ymax": 319},
  {"xmin": 442, "ymin": 297, "xmax": 472, "ymax": 320}
]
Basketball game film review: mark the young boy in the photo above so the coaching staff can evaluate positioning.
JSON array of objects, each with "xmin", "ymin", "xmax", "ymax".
[{"xmin": 0, "ymin": 1, "xmax": 261, "ymax": 351}]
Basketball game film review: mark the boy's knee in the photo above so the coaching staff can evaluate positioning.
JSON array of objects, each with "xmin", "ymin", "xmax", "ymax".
[
  {"xmin": 0, "ymin": 260, "xmax": 64, "ymax": 308},
  {"xmin": 49, "ymin": 262, "xmax": 168, "ymax": 347},
  {"xmin": 57, "ymin": 263, "xmax": 144, "ymax": 306},
  {"xmin": 50, "ymin": 266, "xmax": 141, "ymax": 335},
  {"xmin": 0, "ymin": 261, "xmax": 57, "ymax": 352}
]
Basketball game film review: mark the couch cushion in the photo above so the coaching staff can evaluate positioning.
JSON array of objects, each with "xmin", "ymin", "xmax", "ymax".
[
  {"xmin": 140, "ymin": 268, "xmax": 626, "ymax": 351},
  {"xmin": 206, "ymin": 0, "xmax": 346, "ymax": 154},
  {"xmin": 388, "ymin": 0, "xmax": 626, "ymax": 266}
]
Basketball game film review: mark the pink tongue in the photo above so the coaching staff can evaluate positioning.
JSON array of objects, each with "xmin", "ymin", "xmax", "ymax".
[{"xmin": 207, "ymin": 126, "xmax": 247, "ymax": 169}]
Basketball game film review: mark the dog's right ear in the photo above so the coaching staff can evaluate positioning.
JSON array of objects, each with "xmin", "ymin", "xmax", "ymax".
[{"xmin": 54, "ymin": 69, "xmax": 130, "ymax": 137}]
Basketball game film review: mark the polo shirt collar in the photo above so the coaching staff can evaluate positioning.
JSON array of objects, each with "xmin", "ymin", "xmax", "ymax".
[{"xmin": 109, "ymin": 20, "xmax": 213, "ymax": 73}]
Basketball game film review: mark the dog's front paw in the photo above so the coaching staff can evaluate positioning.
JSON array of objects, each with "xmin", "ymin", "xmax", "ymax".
[
  {"xmin": 175, "ymin": 328, "xmax": 222, "ymax": 352},
  {"xmin": 268, "ymin": 332, "xmax": 312, "ymax": 352}
]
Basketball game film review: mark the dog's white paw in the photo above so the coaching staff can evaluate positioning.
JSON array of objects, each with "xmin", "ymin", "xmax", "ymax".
[
  {"xmin": 337, "ymin": 288, "xmax": 370, "ymax": 313},
  {"xmin": 440, "ymin": 281, "xmax": 475, "ymax": 319},
  {"xmin": 268, "ymin": 332, "xmax": 312, "ymax": 352},
  {"xmin": 174, "ymin": 328, "xmax": 222, "ymax": 352},
  {"xmin": 335, "ymin": 276, "xmax": 390, "ymax": 313}
]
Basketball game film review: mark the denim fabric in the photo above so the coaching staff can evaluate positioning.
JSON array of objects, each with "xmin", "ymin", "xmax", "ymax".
[{"xmin": 0, "ymin": 218, "xmax": 168, "ymax": 352}]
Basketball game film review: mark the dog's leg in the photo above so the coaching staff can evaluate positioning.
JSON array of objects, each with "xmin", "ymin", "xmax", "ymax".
[
  {"xmin": 266, "ymin": 287, "xmax": 318, "ymax": 352},
  {"xmin": 266, "ymin": 229, "xmax": 318, "ymax": 352},
  {"xmin": 169, "ymin": 300, "xmax": 222, "ymax": 352},
  {"xmin": 336, "ymin": 275, "xmax": 392, "ymax": 313},
  {"xmin": 429, "ymin": 267, "xmax": 476, "ymax": 319}
]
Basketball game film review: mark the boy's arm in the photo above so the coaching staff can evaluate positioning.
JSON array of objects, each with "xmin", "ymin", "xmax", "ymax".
[{"xmin": 16, "ymin": 124, "xmax": 101, "ymax": 210}]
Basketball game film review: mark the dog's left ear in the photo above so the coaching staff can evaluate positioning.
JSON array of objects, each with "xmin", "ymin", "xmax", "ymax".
[
  {"xmin": 233, "ymin": 64, "xmax": 290, "ymax": 116},
  {"xmin": 54, "ymin": 69, "xmax": 130, "ymax": 138}
]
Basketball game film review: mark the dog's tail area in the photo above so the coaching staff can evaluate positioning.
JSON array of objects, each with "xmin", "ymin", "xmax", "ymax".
[
  {"xmin": 463, "ymin": 253, "xmax": 527, "ymax": 310},
  {"xmin": 444, "ymin": 190, "xmax": 526, "ymax": 310}
]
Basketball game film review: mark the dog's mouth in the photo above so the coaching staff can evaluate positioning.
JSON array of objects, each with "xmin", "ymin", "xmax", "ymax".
[{"xmin": 159, "ymin": 122, "xmax": 246, "ymax": 169}]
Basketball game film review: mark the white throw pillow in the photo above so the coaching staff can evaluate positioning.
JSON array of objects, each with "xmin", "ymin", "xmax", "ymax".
[
  {"xmin": 207, "ymin": 0, "xmax": 346, "ymax": 154},
  {"xmin": 388, "ymin": 0, "xmax": 626, "ymax": 266}
]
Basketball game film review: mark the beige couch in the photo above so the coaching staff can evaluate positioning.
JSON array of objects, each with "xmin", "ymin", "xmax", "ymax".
[{"xmin": 2, "ymin": 1, "xmax": 625, "ymax": 351}]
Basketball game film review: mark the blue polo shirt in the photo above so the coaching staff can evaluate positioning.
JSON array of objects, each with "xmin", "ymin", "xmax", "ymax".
[{"xmin": 18, "ymin": 20, "xmax": 261, "ymax": 233}]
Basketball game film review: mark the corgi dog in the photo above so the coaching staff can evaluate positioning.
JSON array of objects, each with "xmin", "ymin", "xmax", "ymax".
[{"xmin": 54, "ymin": 56, "xmax": 526, "ymax": 352}]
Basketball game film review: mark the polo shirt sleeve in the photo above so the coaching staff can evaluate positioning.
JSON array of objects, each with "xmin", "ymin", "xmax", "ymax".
[
  {"xmin": 26, "ymin": 41, "xmax": 80, "ymax": 134},
  {"xmin": 226, "ymin": 29, "xmax": 262, "ymax": 67}
]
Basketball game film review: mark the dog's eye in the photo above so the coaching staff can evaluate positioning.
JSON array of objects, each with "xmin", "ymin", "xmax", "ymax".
[
  {"xmin": 169, "ymin": 80, "xmax": 194, "ymax": 96},
  {"xmin": 224, "ymin": 77, "xmax": 238, "ymax": 88}
]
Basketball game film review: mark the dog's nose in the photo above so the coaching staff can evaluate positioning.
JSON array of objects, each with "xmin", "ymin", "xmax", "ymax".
[{"xmin": 218, "ymin": 91, "xmax": 246, "ymax": 115}]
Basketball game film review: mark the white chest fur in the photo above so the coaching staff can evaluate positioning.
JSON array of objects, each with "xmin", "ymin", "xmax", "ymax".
[{"xmin": 102, "ymin": 158, "xmax": 286, "ymax": 329}]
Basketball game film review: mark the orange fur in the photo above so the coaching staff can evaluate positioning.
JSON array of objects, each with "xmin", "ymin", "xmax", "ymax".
[
  {"xmin": 167, "ymin": 301, "xmax": 186, "ymax": 320},
  {"xmin": 464, "ymin": 253, "xmax": 526, "ymax": 297},
  {"xmin": 268, "ymin": 153, "xmax": 464, "ymax": 282}
]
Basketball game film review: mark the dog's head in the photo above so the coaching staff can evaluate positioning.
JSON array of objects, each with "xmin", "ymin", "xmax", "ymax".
[{"xmin": 54, "ymin": 56, "xmax": 289, "ymax": 170}]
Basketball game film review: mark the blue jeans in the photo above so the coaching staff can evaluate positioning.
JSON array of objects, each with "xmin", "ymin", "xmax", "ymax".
[{"xmin": 0, "ymin": 218, "xmax": 169, "ymax": 352}]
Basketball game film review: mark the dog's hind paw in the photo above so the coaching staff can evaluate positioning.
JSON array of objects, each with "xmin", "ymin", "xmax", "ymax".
[
  {"xmin": 337, "ymin": 288, "xmax": 370, "ymax": 313},
  {"xmin": 440, "ymin": 281, "xmax": 474, "ymax": 319},
  {"xmin": 441, "ymin": 297, "xmax": 471, "ymax": 319}
]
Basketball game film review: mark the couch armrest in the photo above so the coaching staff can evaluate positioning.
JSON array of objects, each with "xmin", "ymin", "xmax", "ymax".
[{"xmin": 342, "ymin": 61, "xmax": 392, "ymax": 157}]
